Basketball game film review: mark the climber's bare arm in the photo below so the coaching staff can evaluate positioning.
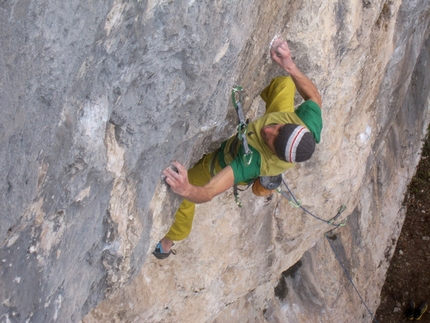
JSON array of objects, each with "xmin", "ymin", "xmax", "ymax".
[
  {"xmin": 270, "ymin": 38, "xmax": 322, "ymax": 108},
  {"xmin": 163, "ymin": 161, "xmax": 234, "ymax": 204}
]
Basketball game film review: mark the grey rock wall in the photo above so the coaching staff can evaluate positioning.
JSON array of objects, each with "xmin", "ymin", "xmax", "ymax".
[{"xmin": 0, "ymin": 0, "xmax": 429, "ymax": 322}]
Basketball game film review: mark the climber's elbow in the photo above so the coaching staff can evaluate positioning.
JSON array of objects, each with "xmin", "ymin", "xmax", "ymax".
[{"xmin": 309, "ymin": 91, "xmax": 322, "ymax": 109}]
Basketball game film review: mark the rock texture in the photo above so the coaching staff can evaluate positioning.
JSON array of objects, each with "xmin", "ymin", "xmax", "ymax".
[{"xmin": 0, "ymin": 0, "xmax": 429, "ymax": 322}]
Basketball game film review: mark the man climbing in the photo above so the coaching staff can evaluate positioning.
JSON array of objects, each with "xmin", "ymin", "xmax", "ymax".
[{"xmin": 153, "ymin": 37, "xmax": 323, "ymax": 259}]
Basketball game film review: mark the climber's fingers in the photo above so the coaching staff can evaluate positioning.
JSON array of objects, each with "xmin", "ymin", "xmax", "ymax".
[{"xmin": 163, "ymin": 161, "xmax": 191, "ymax": 196}]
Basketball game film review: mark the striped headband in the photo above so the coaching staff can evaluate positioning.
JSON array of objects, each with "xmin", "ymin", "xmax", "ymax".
[
  {"xmin": 284, "ymin": 126, "xmax": 310, "ymax": 163},
  {"xmin": 274, "ymin": 124, "xmax": 316, "ymax": 163}
]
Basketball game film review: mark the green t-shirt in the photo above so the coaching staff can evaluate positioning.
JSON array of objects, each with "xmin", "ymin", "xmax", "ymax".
[{"xmin": 218, "ymin": 141, "xmax": 261, "ymax": 184}]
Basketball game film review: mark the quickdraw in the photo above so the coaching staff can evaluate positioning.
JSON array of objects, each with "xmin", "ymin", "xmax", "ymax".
[
  {"xmin": 280, "ymin": 179, "xmax": 347, "ymax": 227},
  {"xmin": 327, "ymin": 205, "xmax": 347, "ymax": 226},
  {"xmin": 278, "ymin": 189, "xmax": 302, "ymax": 208},
  {"xmin": 231, "ymin": 85, "xmax": 253, "ymax": 166}
]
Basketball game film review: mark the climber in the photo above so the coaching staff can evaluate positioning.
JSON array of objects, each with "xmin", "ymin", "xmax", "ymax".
[{"xmin": 153, "ymin": 37, "xmax": 323, "ymax": 259}]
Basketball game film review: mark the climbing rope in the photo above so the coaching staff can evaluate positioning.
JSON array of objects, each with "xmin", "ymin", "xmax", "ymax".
[
  {"xmin": 279, "ymin": 179, "xmax": 380, "ymax": 322},
  {"xmin": 279, "ymin": 179, "xmax": 347, "ymax": 227},
  {"xmin": 325, "ymin": 234, "xmax": 381, "ymax": 323}
]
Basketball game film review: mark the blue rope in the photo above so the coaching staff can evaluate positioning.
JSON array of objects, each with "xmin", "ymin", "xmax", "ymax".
[{"xmin": 325, "ymin": 234, "xmax": 381, "ymax": 323}]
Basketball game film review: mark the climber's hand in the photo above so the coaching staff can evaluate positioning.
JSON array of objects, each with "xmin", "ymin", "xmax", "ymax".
[
  {"xmin": 270, "ymin": 38, "xmax": 295, "ymax": 71},
  {"xmin": 270, "ymin": 37, "xmax": 322, "ymax": 107},
  {"xmin": 163, "ymin": 161, "xmax": 192, "ymax": 198},
  {"xmin": 162, "ymin": 161, "xmax": 234, "ymax": 204}
]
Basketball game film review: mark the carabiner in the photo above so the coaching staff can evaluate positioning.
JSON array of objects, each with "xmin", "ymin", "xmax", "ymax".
[
  {"xmin": 327, "ymin": 205, "xmax": 347, "ymax": 225},
  {"xmin": 231, "ymin": 85, "xmax": 243, "ymax": 111},
  {"xmin": 242, "ymin": 152, "xmax": 253, "ymax": 166},
  {"xmin": 280, "ymin": 190, "xmax": 301, "ymax": 207},
  {"xmin": 235, "ymin": 193, "xmax": 242, "ymax": 208}
]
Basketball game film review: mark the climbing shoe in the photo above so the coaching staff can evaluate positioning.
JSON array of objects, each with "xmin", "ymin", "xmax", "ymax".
[
  {"xmin": 414, "ymin": 302, "xmax": 428, "ymax": 320},
  {"xmin": 152, "ymin": 242, "xmax": 176, "ymax": 260},
  {"xmin": 405, "ymin": 301, "xmax": 415, "ymax": 320}
]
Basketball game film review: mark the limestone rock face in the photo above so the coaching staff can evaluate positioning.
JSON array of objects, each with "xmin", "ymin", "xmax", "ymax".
[{"xmin": 0, "ymin": 0, "xmax": 429, "ymax": 322}]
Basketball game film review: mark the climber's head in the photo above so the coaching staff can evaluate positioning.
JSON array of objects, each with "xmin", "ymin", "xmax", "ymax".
[{"xmin": 261, "ymin": 123, "xmax": 315, "ymax": 163}]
